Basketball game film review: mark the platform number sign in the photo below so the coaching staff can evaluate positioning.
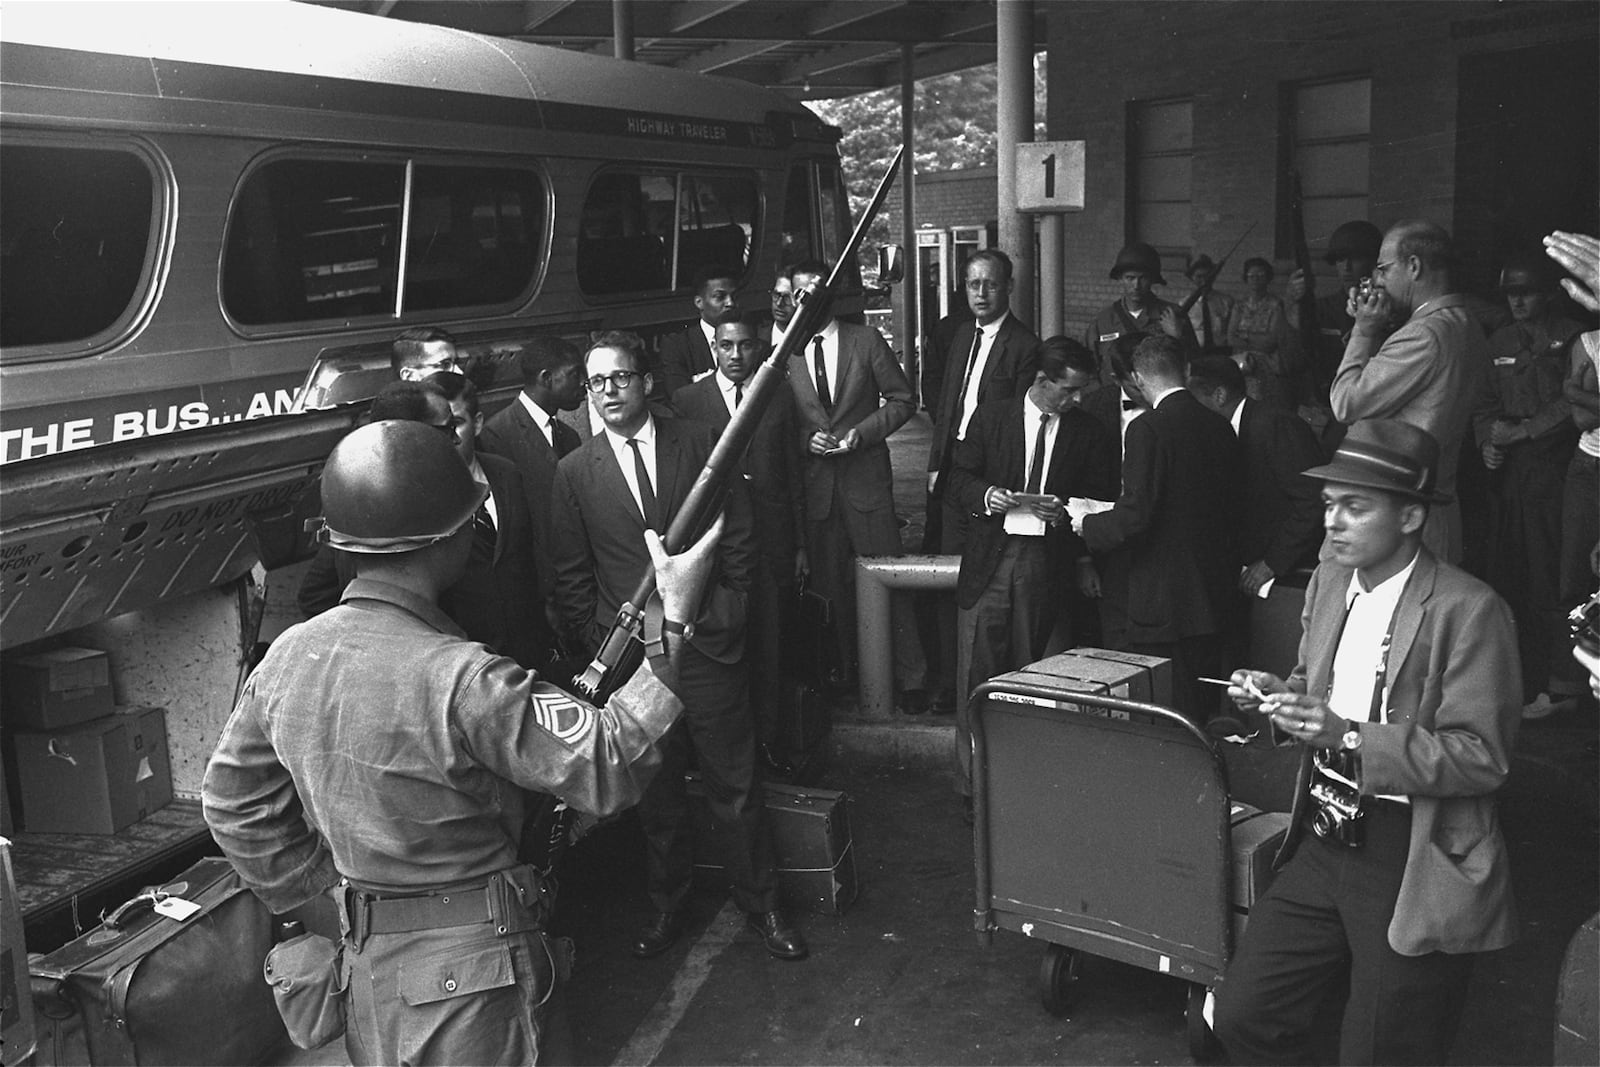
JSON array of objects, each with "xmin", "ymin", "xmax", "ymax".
[{"xmin": 1015, "ymin": 142, "xmax": 1085, "ymax": 213}]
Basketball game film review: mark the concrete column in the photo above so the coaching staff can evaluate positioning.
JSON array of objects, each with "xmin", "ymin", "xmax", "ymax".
[
  {"xmin": 1038, "ymin": 214, "xmax": 1063, "ymax": 336},
  {"xmin": 996, "ymin": 0, "xmax": 1034, "ymax": 325},
  {"xmin": 856, "ymin": 555, "xmax": 961, "ymax": 719},
  {"xmin": 900, "ymin": 42, "xmax": 920, "ymax": 399},
  {"xmin": 612, "ymin": 0, "xmax": 634, "ymax": 60}
]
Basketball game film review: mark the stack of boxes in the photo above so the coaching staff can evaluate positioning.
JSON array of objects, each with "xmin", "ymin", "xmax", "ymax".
[
  {"xmin": 1, "ymin": 647, "xmax": 172, "ymax": 835},
  {"xmin": 988, "ymin": 646, "xmax": 1174, "ymax": 721}
]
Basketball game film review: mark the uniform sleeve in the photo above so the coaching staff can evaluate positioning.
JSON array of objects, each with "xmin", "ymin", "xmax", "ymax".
[
  {"xmin": 202, "ymin": 678, "xmax": 340, "ymax": 913},
  {"xmin": 454, "ymin": 655, "xmax": 684, "ymax": 818}
]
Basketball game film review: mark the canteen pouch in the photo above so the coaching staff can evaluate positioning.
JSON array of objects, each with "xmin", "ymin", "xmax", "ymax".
[{"xmin": 263, "ymin": 932, "xmax": 346, "ymax": 1050}]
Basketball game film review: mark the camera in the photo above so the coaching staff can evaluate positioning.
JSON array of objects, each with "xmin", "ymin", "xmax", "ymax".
[
  {"xmin": 1356, "ymin": 276, "xmax": 1376, "ymax": 301},
  {"xmin": 1570, "ymin": 591, "xmax": 1599, "ymax": 657},
  {"xmin": 1308, "ymin": 750, "xmax": 1365, "ymax": 847}
]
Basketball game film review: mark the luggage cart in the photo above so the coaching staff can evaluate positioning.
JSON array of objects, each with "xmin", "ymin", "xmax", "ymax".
[{"xmin": 970, "ymin": 677, "xmax": 1235, "ymax": 1060}]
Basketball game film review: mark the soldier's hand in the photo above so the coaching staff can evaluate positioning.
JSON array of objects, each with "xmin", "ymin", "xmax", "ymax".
[
  {"xmin": 649, "ymin": 513, "xmax": 725, "ymax": 625},
  {"xmin": 1286, "ymin": 269, "xmax": 1309, "ymax": 304},
  {"xmin": 1158, "ymin": 305, "xmax": 1184, "ymax": 339}
]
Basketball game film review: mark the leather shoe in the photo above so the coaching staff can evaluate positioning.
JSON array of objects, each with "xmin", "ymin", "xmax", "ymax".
[
  {"xmin": 630, "ymin": 910, "xmax": 684, "ymax": 958},
  {"xmin": 747, "ymin": 909, "xmax": 808, "ymax": 960}
]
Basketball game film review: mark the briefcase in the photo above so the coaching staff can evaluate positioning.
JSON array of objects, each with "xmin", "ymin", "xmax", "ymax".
[
  {"xmin": 686, "ymin": 775, "xmax": 857, "ymax": 915},
  {"xmin": 28, "ymin": 856, "xmax": 287, "ymax": 1065},
  {"xmin": 786, "ymin": 589, "xmax": 839, "ymax": 691}
]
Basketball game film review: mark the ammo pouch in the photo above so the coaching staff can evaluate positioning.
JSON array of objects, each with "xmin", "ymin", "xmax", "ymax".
[{"xmin": 263, "ymin": 932, "xmax": 346, "ymax": 1050}]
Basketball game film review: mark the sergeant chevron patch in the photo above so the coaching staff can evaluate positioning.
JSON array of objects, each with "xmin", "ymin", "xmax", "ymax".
[{"xmin": 531, "ymin": 693, "xmax": 593, "ymax": 742}]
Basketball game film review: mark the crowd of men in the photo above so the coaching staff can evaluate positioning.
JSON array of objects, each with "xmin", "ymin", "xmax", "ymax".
[{"xmin": 200, "ymin": 221, "xmax": 1600, "ymax": 1065}]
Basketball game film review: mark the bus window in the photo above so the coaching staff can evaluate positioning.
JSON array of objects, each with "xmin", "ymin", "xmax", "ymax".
[
  {"xmin": 224, "ymin": 158, "xmax": 404, "ymax": 326},
  {"xmin": 780, "ymin": 163, "xmax": 815, "ymax": 267},
  {"xmin": 577, "ymin": 168, "xmax": 757, "ymax": 296},
  {"xmin": 404, "ymin": 165, "xmax": 545, "ymax": 311},
  {"xmin": 0, "ymin": 143, "xmax": 156, "ymax": 351},
  {"xmin": 817, "ymin": 163, "xmax": 850, "ymax": 267},
  {"xmin": 675, "ymin": 173, "xmax": 755, "ymax": 282}
]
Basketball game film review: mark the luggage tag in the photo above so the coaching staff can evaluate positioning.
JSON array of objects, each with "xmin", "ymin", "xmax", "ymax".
[{"xmin": 153, "ymin": 894, "xmax": 203, "ymax": 921}]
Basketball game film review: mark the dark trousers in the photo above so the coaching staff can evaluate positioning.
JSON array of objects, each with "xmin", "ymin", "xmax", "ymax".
[
  {"xmin": 745, "ymin": 556, "xmax": 793, "ymax": 756},
  {"xmin": 926, "ymin": 491, "xmax": 971, "ymax": 704},
  {"xmin": 1129, "ymin": 633, "xmax": 1223, "ymax": 724},
  {"xmin": 1215, "ymin": 803, "xmax": 1474, "ymax": 1066},
  {"xmin": 1485, "ymin": 438, "xmax": 1574, "ymax": 699},
  {"xmin": 953, "ymin": 537, "xmax": 1060, "ymax": 795},
  {"xmin": 638, "ymin": 644, "xmax": 777, "ymax": 914}
]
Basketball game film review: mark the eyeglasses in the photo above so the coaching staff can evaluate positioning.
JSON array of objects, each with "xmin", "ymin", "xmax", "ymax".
[
  {"xmin": 966, "ymin": 280, "xmax": 1004, "ymax": 294},
  {"xmin": 769, "ymin": 289, "xmax": 794, "ymax": 303},
  {"xmin": 1372, "ymin": 260, "xmax": 1396, "ymax": 277},
  {"xmin": 585, "ymin": 370, "xmax": 642, "ymax": 393}
]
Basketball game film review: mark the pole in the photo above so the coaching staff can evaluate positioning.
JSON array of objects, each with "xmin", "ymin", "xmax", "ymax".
[
  {"xmin": 900, "ymin": 42, "xmax": 920, "ymax": 403},
  {"xmin": 996, "ymin": 0, "xmax": 1034, "ymax": 325},
  {"xmin": 612, "ymin": 0, "xmax": 634, "ymax": 61}
]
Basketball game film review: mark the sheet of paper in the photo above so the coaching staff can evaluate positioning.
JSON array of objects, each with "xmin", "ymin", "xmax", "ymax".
[{"xmin": 1003, "ymin": 507, "xmax": 1046, "ymax": 536}]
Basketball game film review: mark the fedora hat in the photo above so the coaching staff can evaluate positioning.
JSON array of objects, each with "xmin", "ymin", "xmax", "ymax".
[
  {"xmin": 1302, "ymin": 419, "xmax": 1452, "ymax": 503},
  {"xmin": 1109, "ymin": 242, "xmax": 1166, "ymax": 285}
]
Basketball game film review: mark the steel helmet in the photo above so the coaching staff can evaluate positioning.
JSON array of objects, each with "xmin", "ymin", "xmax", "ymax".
[
  {"xmin": 1109, "ymin": 242, "xmax": 1166, "ymax": 285},
  {"xmin": 1497, "ymin": 253, "xmax": 1553, "ymax": 294},
  {"xmin": 1323, "ymin": 221, "xmax": 1382, "ymax": 265},
  {"xmin": 309, "ymin": 420, "xmax": 487, "ymax": 553}
]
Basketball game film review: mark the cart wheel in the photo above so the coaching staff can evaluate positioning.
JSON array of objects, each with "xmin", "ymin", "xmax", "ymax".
[
  {"xmin": 1186, "ymin": 983, "xmax": 1219, "ymax": 1062},
  {"xmin": 1038, "ymin": 944, "xmax": 1079, "ymax": 1016}
]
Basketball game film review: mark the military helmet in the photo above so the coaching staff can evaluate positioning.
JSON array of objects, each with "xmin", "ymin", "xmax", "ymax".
[
  {"xmin": 1323, "ymin": 221, "xmax": 1382, "ymax": 265},
  {"xmin": 1109, "ymin": 242, "xmax": 1166, "ymax": 285},
  {"xmin": 310, "ymin": 420, "xmax": 487, "ymax": 553},
  {"xmin": 1498, "ymin": 252, "xmax": 1554, "ymax": 294}
]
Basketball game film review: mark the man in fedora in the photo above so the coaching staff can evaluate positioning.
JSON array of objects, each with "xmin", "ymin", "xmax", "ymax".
[
  {"xmin": 1183, "ymin": 253, "xmax": 1235, "ymax": 357},
  {"xmin": 1214, "ymin": 418, "xmax": 1521, "ymax": 1066},
  {"xmin": 1085, "ymin": 241, "xmax": 1198, "ymax": 383}
]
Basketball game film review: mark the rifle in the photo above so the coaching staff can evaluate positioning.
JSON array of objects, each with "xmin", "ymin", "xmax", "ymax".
[
  {"xmin": 1288, "ymin": 170, "xmax": 1320, "ymax": 364},
  {"xmin": 572, "ymin": 147, "xmax": 906, "ymax": 704},
  {"xmin": 1177, "ymin": 222, "xmax": 1257, "ymax": 315}
]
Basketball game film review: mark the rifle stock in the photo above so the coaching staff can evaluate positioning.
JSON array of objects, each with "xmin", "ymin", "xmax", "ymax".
[
  {"xmin": 1177, "ymin": 221, "xmax": 1257, "ymax": 315},
  {"xmin": 1288, "ymin": 170, "xmax": 1320, "ymax": 359},
  {"xmin": 573, "ymin": 147, "xmax": 906, "ymax": 703}
]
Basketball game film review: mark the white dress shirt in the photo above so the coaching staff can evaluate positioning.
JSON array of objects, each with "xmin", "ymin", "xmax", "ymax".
[
  {"xmin": 715, "ymin": 371, "xmax": 743, "ymax": 419},
  {"xmin": 1003, "ymin": 391, "xmax": 1060, "ymax": 537},
  {"xmin": 1330, "ymin": 550, "xmax": 1419, "ymax": 802},
  {"xmin": 465, "ymin": 455, "xmax": 498, "ymax": 528},
  {"xmin": 956, "ymin": 310, "xmax": 1012, "ymax": 441},
  {"xmin": 516, "ymin": 392, "xmax": 558, "ymax": 449},
  {"xmin": 808, "ymin": 320, "xmax": 841, "ymax": 400}
]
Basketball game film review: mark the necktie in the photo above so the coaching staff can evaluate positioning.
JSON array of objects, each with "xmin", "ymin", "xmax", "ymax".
[
  {"xmin": 953, "ymin": 327, "xmax": 983, "ymax": 427},
  {"xmin": 627, "ymin": 438, "xmax": 660, "ymax": 531},
  {"xmin": 735, "ymin": 382, "xmax": 744, "ymax": 408},
  {"xmin": 473, "ymin": 501, "xmax": 496, "ymax": 550},
  {"xmin": 1200, "ymin": 294, "xmax": 1213, "ymax": 351},
  {"xmin": 812, "ymin": 336, "xmax": 832, "ymax": 410},
  {"xmin": 1025, "ymin": 413, "xmax": 1049, "ymax": 495}
]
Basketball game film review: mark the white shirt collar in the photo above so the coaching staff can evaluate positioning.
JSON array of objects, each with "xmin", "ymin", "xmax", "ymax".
[
  {"xmin": 977, "ymin": 309, "xmax": 1011, "ymax": 340},
  {"xmin": 516, "ymin": 391, "xmax": 556, "ymax": 446},
  {"xmin": 1230, "ymin": 397, "xmax": 1246, "ymax": 436},
  {"xmin": 1346, "ymin": 548, "xmax": 1420, "ymax": 604},
  {"xmin": 602, "ymin": 412, "xmax": 656, "ymax": 450}
]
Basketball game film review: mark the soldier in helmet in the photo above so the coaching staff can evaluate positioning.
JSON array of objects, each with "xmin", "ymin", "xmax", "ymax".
[
  {"xmin": 1473, "ymin": 252, "xmax": 1587, "ymax": 719},
  {"xmin": 1085, "ymin": 241, "xmax": 1198, "ymax": 384},
  {"xmin": 1286, "ymin": 219, "xmax": 1383, "ymax": 409},
  {"xmin": 204, "ymin": 419, "xmax": 724, "ymax": 1066}
]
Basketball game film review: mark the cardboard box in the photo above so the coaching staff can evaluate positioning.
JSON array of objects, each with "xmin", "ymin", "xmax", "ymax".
[
  {"xmin": 3, "ymin": 647, "xmax": 114, "ymax": 730},
  {"xmin": 687, "ymin": 774, "xmax": 857, "ymax": 915},
  {"xmin": 13, "ymin": 707, "xmax": 172, "ymax": 834},
  {"xmin": 986, "ymin": 671, "xmax": 1114, "ymax": 716},
  {"xmin": 1070, "ymin": 647, "xmax": 1175, "ymax": 709},
  {"xmin": 1023, "ymin": 651, "xmax": 1151, "ymax": 702},
  {"xmin": 1, "ymin": 838, "xmax": 36, "ymax": 1065}
]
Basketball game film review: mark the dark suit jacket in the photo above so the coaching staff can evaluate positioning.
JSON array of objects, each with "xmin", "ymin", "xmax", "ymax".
[
  {"xmin": 478, "ymin": 397, "xmax": 582, "ymax": 601},
  {"xmin": 949, "ymin": 397, "xmax": 1117, "ymax": 609},
  {"xmin": 1081, "ymin": 388, "xmax": 1242, "ymax": 642},
  {"xmin": 787, "ymin": 321, "xmax": 915, "ymax": 521},
  {"xmin": 295, "ymin": 453, "xmax": 551, "ymax": 668},
  {"xmin": 928, "ymin": 313, "xmax": 1041, "ymax": 479},
  {"xmin": 1279, "ymin": 549, "xmax": 1519, "ymax": 955},
  {"xmin": 1236, "ymin": 398, "xmax": 1326, "ymax": 576},
  {"xmin": 550, "ymin": 416, "xmax": 754, "ymax": 663},
  {"xmin": 671, "ymin": 375, "xmax": 805, "ymax": 575},
  {"xmin": 657, "ymin": 323, "xmax": 715, "ymax": 399}
]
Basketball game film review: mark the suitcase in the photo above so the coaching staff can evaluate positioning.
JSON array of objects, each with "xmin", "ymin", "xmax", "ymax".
[
  {"xmin": 686, "ymin": 775, "xmax": 857, "ymax": 915},
  {"xmin": 1228, "ymin": 802, "xmax": 1291, "ymax": 947},
  {"xmin": 786, "ymin": 589, "xmax": 840, "ymax": 691},
  {"xmin": 28, "ymin": 857, "xmax": 288, "ymax": 1065}
]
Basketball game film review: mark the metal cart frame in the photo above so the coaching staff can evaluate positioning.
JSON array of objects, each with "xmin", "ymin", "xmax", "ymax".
[{"xmin": 970, "ymin": 678, "xmax": 1236, "ymax": 1060}]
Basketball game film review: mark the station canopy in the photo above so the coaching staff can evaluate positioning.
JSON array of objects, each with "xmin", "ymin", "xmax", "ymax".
[{"xmin": 300, "ymin": 0, "xmax": 1044, "ymax": 99}]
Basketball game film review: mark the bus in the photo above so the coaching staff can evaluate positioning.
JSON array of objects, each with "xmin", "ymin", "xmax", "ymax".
[{"xmin": 0, "ymin": 0, "xmax": 853, "ymax": 949}]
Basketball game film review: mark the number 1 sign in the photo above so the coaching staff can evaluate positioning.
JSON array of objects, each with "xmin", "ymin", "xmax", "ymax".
[{"xmin": 1015, "ymin": 141, "xmax": 1085, "ymax": 213}]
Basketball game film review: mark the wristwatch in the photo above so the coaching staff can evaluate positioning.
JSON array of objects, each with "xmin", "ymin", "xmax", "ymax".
[{"xmin": 1340, "ymin": 721, "xmax": 1363, "ymax": 752}]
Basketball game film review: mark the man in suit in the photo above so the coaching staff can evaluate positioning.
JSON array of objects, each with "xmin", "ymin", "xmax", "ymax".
[
  {"xmin": 657, "ymin": 263, "xmax": 741, "ymax": 397},
  {"xmin": 948, "ymin": 338, "xmax": 1116, "ymax": 799},
  {"xmin": 1216, "ymin": 420, "xmax": 1520, "ymax": 1065},
  {"xmin": 551, "ymin": 330, "xmax": 806, "ymax": 962},
  {"xmin": 1076, "ymin": 334, "xmax": 1242, "ymax": 723},
  {"xmin": 390, "ymin": 325, "xmax": 462, "ymax": 381},
  {"xmin": 1084, "ymin": 242, "xmax": 1199, "ymax": 384},
  {"xmin": 767, "ymin": 268, "xmax": 796, "ymax": 348},
  {"xmin": 672, "ymin": 310, "xmax": 808, "ymax": 774},
  {"xmin": 477, "ymin": 336, "xmax": 586, "ymax": 631},
  {"xmin": 295, "ymin": 377, "xmax": 552, "ymax": 672},
  {"xmin": 1331, "ymin": 220, "xmax": 1489, "ymax": 565},
  {"xmin": 786, "ymin": 260, "xmax": 929, "ymax": 709},
  {"xmin": 923, "ymin": 249, "xmax": 1040, "ymax": 713}
]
